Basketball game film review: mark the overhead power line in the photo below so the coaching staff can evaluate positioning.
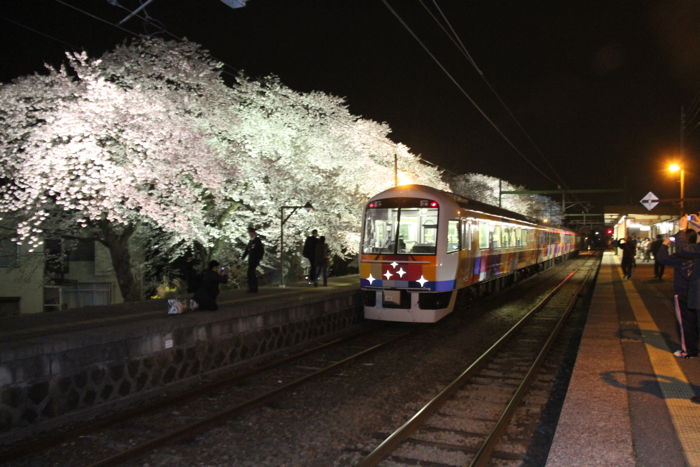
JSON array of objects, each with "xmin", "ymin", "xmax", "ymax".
[
  {"xmin": 1, "ymin": 16, "xmax": 78, "ymax": 50},
  {"xmin": 422, "ymin": 0, "xmax": 570, "ymax": 191},
  {"xmin": 381, "ymin": 0, "xmax": 559, "ymax": 186},
  {"xmin": 55, "ymin": 0, "xmax": 242, "ymax": 78}
]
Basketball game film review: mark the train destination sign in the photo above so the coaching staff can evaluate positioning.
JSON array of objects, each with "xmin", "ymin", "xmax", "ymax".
[{"xmin": 640, "ymin": 191, "xmax": 659, "ymax": 211}]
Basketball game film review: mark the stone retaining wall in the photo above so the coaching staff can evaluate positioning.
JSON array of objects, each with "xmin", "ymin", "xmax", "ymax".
[{"xmin": 0, "ymin": 289, "xmax": 361, "ymax": 442}]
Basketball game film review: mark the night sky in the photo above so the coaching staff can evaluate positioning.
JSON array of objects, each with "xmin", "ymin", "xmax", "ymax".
[{"xmin": 3, "ymin": 0, "xmax": 700, "ymax": 207}]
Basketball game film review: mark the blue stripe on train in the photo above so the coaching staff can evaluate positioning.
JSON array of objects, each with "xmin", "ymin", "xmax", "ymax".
[{"xmin": 360, "ymin": 279, "xmax": 456, "ymax": 292}]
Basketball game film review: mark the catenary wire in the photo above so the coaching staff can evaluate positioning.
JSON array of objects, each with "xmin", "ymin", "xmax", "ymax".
[
  {"xmin": 424, "ymin": 0, "xmax": 570, "ymax": 191},
  {"xmin": 56, "ymin": 1, "xmax": 242, "ymax": 78},
  {"xmin": 381, "ymin": 0, "xmax": 559, "ymax": 186},
  {"xmin": 1, "ymin": 16, "xmax": 78, "ymax": 50}
]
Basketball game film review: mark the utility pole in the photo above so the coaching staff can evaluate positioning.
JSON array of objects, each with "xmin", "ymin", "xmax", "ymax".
[
  {"xmin": 681, "ymin": 105, "xmax": 686, "ymax": 158},
  {"xmin": 394, "ymin": 153, "xmax": 398, "ymax": 187},
  {"xmin": 498, "ymin": 179, "xmax": 502, "ymax": 208}
]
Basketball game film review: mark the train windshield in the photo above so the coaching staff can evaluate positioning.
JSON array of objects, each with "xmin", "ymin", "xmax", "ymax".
[{"xmin": 362, "ymin": 207, "xmax": 438, "ymax": 255}]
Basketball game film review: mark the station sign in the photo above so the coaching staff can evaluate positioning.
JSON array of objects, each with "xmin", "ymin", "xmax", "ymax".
[{"xmin": 640, "ymin": 191, "xmax": 659, "ymax": 211}]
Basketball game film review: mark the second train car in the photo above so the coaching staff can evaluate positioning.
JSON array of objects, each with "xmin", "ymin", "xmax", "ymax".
[{"xmin": 360, "ymin": 185, "xmax": 578, "ymax": 322}]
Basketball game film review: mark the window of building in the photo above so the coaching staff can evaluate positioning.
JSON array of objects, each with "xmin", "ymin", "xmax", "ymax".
[{"xmin": 0, "ymin": 240, "xmax": 18, "ymax": 268}]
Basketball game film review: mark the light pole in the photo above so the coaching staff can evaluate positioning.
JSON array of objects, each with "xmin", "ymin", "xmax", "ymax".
[
  {"xmin": 669, "ymin": 163, "xmax": 685, "ymax": 214},
  {"xmin": 279, "ymin": 202, "xmax": 314, "ymax": 287}
]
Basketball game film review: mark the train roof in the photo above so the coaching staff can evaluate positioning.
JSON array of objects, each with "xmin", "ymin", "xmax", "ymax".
[{"xmin": 369, "ymin": 184, "xmax": 567, "ymax": 229}]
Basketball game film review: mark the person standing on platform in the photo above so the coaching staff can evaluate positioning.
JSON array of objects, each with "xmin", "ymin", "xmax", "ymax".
[
  {"xmin": 192, "ymin": 260, "xmax": 228, "ymax": 311},
  {"xmin": 650, "ymin": 234, "xmax": 665, "ymax": 279},
  {"xmin": 642, "ymin": 237, "xmax": 652, "ymax": 262},
  {"xmin": 659, "ymin": 228, "xmax": 699, "ymax": 358},
  {"xmin": 313, "ymin": 235, "xmax": 329, "ymax": 287},
  {"xmin": 621, "ymin": 236, "xmax": 636, "ymax": 279},
  {"xmin": 242, "ymin": 227, "xmax": 264, "ymax": 293},
  {"xmin": 303, "ymin": 229, "xmax": 319, "ymax": 285}
]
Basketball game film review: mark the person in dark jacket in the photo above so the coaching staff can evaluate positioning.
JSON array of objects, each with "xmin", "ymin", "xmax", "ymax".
[
  {"xmin": 313, "ymin": 236, "xmax": 329, "ymax": 287},
  {"xmin": 192, "ymin": 260, "xmax": 228, "ymax": 311},
  {"xmin": 658, "ymin": 229, "xmax": 699, "ymax": 358},
  {"xmin": 650, "ymin": 234, "xmax": 665, "ymax": 279},
  {"xmin": 621, "ymin": 236, "xmax": 636, "ymax": 279},
  {"xmin": 303, "ymin": 229, "xmax": 318, "ymax": 285},
  {"xmin": 242, "ymin": 227, "xmax": 264, "ymax": 292}
]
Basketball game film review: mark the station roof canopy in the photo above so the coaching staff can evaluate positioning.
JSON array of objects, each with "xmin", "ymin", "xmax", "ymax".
[{"xmin": 603, "ymin": 204, "xmax": 679, "ymax": 226}]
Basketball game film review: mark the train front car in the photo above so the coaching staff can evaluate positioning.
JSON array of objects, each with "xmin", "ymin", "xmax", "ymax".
[{"xmin": 360, "ymin": 185, "xmax": 459, "ymax": 323}]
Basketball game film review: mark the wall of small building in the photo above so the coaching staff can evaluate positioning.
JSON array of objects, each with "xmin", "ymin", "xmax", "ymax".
[
  {"xmin": 0, "ymin": 239, "xmax": 124, "ymax": 315},
  {"xmin": 0, "ymin": 244, "xmax": 45, "ymax": 315}
]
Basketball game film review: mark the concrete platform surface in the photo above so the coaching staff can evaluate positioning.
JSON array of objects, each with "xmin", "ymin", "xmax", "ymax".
[
  {"xmin": 547, "ymin": 251, "xmax": 700, "ymax": 467},
  {"xmin": 0, "ymin": 275, "xmax": 359, "ymax": 347}
]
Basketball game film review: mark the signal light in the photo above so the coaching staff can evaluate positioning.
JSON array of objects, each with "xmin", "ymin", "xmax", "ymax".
[
  {"xmin": 368, "ymin": 202, "xmax": 376, "ymax": 208},
  {"xmin": 606, "ymin": 229, "xmax": 613, "ymax": 235},
  {"xmin": 429, "ymin": 201, "xmax": 439, "ymax": 208}
]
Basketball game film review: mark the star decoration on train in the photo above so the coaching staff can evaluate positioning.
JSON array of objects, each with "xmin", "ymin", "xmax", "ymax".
[
  {"xmin": 383, "ymin": 270, "xmax": 393, "ymax": 280},
  {"xmin": 396, "ymin": 267, "xmax": 406, "ymax": 278},
  {"xmin": 390, "ymin": 261, "xmax": 399, "ymax": 269},
  {"xmin": 366, "ymin": 273, "xmax": 376, "ymax": 285},
  {"xmin": 416, "ymin": 275, "xmax": 428, "ymax": 287}
]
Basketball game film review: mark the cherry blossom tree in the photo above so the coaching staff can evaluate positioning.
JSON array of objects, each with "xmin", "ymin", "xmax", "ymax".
[
  {"xmin": 0, "ymin": 38, "xmax": 446, "ymax": 300},
  {"xmin": 0, "ymin": 50, "xmax": 237, "ymax": 300},
  {"xmin": 450, "ymin": 173, "xmax": 563, "ymax": 224}
]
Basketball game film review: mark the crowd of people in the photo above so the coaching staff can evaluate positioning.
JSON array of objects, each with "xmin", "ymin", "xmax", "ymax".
[
  {"xmin": 303, "ymin": 229, "xmax": 330, "ymax": 287},
  {"xmin": 615, "ymin": 234, "xmax": 665, "ymax": 280},
  {"xmin": 656, "ymin": 216, "xmax": 700, "ymax": 360},
  {"xmin": 616, "ymin": 216, "xmax": 700, "ymax": 363},
  {"xmin": 189, "ymin": 227, "xmax": 330, "ymax": 311}
]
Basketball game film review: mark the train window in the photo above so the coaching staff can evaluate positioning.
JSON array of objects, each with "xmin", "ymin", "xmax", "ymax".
[
  {"xmin": 399, "ymin": 208, "xmax": 438, "ymax": 254},
  {"xmin": 462, "ymin": 221, "xmax": 472, "ymax": 250},
  {"xmin": 478, "ymin": 223, "xmax": 489, "ymax": 249},
  {"xmin": 493, "ymin": 226, "xmax": 501, "ymax": 249},
  {"xmin": 447, "ymin": 220, "xmax": 460, "ymax": 253},
  {"xmin": 362, "ymin": 207, "xmax": 399, "ymax": 254},
  {"xmin": 362, "ymin": 206, "xmax": 439, "ymax": 255}
]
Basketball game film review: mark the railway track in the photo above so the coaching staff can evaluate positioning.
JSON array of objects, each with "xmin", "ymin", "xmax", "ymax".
[
  {"xmin": 357, "ymin": 253, "xmax": 600, "ymax": 466},
  {"xmin": 2, "ymin": 255, "xmax": 596, "ymax": 466},
  {"xmin": 0, "ymin": 324, "xmax": 408, "ymax": 466}
]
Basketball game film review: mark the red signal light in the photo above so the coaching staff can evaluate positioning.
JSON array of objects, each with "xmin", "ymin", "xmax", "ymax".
[
  {"xmin": 606, "ymin": 229, "xmax": 613, "ymax": 235},
  {"xmin": 368, "ymin": 202, "xmax": 376, "ymax": 208},
  {"xmin": 429, "ymin": 201, "xmax": 439, "ymax": 208}
]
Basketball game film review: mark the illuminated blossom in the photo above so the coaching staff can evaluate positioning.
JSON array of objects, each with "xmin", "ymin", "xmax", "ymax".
[{"xmin": 0, "ymin": 38, "xmax": 445, "ymax": 299}]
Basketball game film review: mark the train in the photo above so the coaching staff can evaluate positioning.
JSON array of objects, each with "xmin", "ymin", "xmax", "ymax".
[{"xmin": 359, "ymin": 185, "xmax": 579, "ymax": 322}]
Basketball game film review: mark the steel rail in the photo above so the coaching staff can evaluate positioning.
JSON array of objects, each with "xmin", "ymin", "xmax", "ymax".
[
  {"xmin": 0, "ymin": 325, "xmax": 379, "ymax": 463},
  {"xmin": 358, "ymin": 268, "xmax": 579, "ymax": 467},
  {"xmin": 87, "ymin": 330, "xmax": 412, "ymax": 467},
  {"xmin": 469, "ymin": 265, "xmax": 595, "ymax": 466}
]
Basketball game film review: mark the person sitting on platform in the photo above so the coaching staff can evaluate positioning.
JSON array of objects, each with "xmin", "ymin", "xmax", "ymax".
[
  {"xmin": 658, "ymin": 227, "xmax": 699, "ymax": 358},
  {"xmin": 192, "ymin": 260, "xmax": 228, "ymax": 311}
]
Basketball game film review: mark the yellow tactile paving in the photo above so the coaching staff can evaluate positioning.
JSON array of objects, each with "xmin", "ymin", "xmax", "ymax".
[{"xmin": 615, "ymin": 254, "xmax": 700, "ymax": 466}]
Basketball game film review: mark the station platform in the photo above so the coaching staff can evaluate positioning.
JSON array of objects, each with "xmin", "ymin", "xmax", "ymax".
[
  {"xmin": 0, "ymin": 275, "xmax": 360, "ymax": 441},
  {"xmin": 0, "ymin": 275, "xmax": 359, "ymax": 344},
  {"xmin": 547, "ymin": 252, "xmax": 700, "ymax": 466}
]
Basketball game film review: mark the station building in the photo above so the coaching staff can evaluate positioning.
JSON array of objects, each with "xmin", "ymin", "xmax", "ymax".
[
  {"xmin": 604, "ymin": 204, "xmax": 681, "ymax": 242},
  {"xmin": 0, "ymin": 238, "xmax": 124, "ymax": 316}
]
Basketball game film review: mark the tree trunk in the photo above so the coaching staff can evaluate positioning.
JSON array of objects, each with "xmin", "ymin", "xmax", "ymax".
[{"xmin": 99, "ymin": 222, "xmax": 140, "ymax": 302}]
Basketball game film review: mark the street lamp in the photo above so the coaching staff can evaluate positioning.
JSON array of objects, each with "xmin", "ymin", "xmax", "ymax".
[
  {"xmin": 669, "ymin": 162, "xmax": 685, "ymax": 214},
  {"xmin": 279, "ymin": 202, "xmax": 314, "ymax": 287}
]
